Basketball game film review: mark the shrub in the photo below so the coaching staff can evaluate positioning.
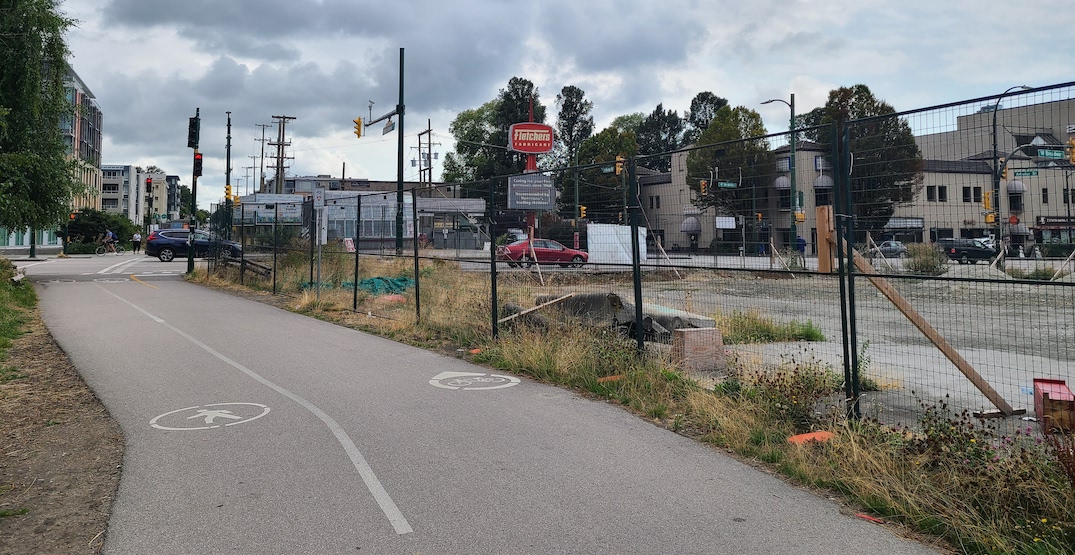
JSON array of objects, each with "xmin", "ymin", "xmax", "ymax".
[{"xmin": 904, "ymin": 243, "xmax": 948, "ymax": 275}]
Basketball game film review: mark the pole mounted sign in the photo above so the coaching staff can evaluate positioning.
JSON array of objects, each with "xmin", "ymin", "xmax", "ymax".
[
  {"xmin": 507, "ymin": 174, "xmax": 556, "ymax": 210},
  {"xmin": 508, "ymin": 123, "xmax": 554, "ymax": 154}
]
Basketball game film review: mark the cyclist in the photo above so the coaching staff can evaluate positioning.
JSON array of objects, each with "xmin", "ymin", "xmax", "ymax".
[{"xmin": 103, "ymin": 229, "xmax": 117, "ymax": 253}]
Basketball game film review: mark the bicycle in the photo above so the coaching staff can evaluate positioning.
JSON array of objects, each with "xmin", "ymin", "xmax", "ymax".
[{"xmin": 95, "ymin": 242, "xmax": 126, "ymax": 256}]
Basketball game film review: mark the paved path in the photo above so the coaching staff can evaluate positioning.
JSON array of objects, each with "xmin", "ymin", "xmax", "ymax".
[{"xmin": 27, "ymin": 257, "xmax": 943, "ymax": 554}]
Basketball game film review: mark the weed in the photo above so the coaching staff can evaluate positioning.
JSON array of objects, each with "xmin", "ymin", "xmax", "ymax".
[
  {"xmin": 1007, "ymin": 266, "xmax": 1069, "ymax": 281},
  {"xmin": 0, "ymin": 508, "xmax": 30, "ymax": 518},
  {"xmin": 904, "ymin": 243, "xmax": 949, "ymax": 276},
  {"xmin": 713, "ymin": 309, "xmax": 825, "ymax": 344}
]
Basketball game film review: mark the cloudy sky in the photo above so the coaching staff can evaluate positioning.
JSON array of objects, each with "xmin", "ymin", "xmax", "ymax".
[{"xmin": 60, "ymin": 0, "xmax": 1075, "ymax": 209}]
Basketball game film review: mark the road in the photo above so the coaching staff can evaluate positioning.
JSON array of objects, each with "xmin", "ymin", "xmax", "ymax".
[{"xmin": 24, "ymin": 254, "xmax": 942, "ymax": 554}]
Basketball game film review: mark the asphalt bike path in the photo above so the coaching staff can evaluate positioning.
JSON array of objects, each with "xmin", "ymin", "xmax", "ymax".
[{"xmin": 32, "ymin": 267, "xmax": 944, "ymax": 554}]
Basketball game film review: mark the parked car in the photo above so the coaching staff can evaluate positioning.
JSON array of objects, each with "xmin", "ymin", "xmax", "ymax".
[
  {"xmin": 935, "ymin": 238, "xmax": 996, "ymax": 264},
  {"xmin": 874, "ymin": 240, "xmax": 909, "ymax": 258},
  {"xmin": 145, "ymin": 229, "xmax": 242, "ymax": 262},
  {"xmin": 496, "ymin": 238, "xmax": 588, "ymax": 268}
]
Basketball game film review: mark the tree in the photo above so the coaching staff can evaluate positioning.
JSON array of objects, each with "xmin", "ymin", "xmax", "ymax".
[
  {"xmin": 683, "ymin": 92, "xmax": 729, "ymax": 145},
  {"xmin": 610, "ymin": 113, "xmax": 644, "ymax": 134},
  {"xmin": 687, "ymin": 106, "xmax": 771, "ymax": 215},
  {"xmin": 179, "ymin": 185, "xmax": 193, "ymax": 219},
  {"xmin": 548, "ymin": 86, "xmax": 594, "ymax": 214},
  {"xmin": 0, "ymin": 0, "xmax": 82, "ymax": 232},
  {"xmin": 636, "ymin": 104, "xmax": 684, "ymax": 172},
  {"xmin": 814, "ymin": 85, "xmax": 924, "ymax": 232},
  {"xmin": 553, "ymin": 85, "xmax": 594, "ymax": 165},
  {"xmin": 574, "ymin": 127, "xmax": 638, "ymax": 223},
  {"xmin": 442, "ymin": 77, "xmax": 547, "ymax": 190}
]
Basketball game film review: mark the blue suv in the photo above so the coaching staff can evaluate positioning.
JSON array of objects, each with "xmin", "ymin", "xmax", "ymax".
[{"xmin": 144, "ymin": 229, "xmax": 241, "ymax": 262}]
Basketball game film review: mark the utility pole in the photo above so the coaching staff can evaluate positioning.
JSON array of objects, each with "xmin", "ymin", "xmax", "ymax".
[
  {"xmin": 255, "ymin": 123, "xmax": 271, "ymax": 193},
  {"xmin": 225, "ymin": 111, "xmax": 232, "ymax": 239},
  {"xmin": 269, "ymin": 115, "xmax": 295, "ymax": 195},
  {"xmin": 247, "ymin": 157, "xmax": 257, "ymax": 194},
  {"xmin": 365, "ymin": 48, "xmax": 405, "ymax": 254}
]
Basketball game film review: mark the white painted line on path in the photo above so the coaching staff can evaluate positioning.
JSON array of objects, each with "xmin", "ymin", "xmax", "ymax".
[
  {"xmin": 99, "ymin": 258, "xmax": 143, "ymax": 274},
  {"xmin": 97, "ymin": 285, "xmax": 413, "ymax": 535}
]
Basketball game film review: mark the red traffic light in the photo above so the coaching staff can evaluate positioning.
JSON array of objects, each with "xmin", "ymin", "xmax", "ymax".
[{"xmin": 193, "ymin": 151, "xmax": 204, "ymax": 177}]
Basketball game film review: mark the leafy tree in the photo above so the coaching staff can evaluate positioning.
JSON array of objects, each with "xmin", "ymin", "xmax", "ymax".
[
  {"xmin": 687, "ymin": 106, "xmax": 772, "ymax": 215},
  {"xmin": 0, "ymin": 0, "xmax": 82, "ymax": 232},
  {"xmin": 442, "ymin": 77, "xmax": 548, "ymax": 191},
  {"xmin": 683, "ymin": 92, "xmax": 729, "ymax": 145},
  {"xmin": 636, "ymin": 104, "xmax": 684, "ymax": 172},
  {"xmin": 610, "ymin": 113, "xmax": 644, "ymax": 133},
  {"xmin": 574, "ymin": 127, "xmax": 638, "ymax": 223},
  {"xmin": 812, "ymin": 85, "xmax": 923, "ymax": 232},
  {"xmin": 62, "ymin": 208, "xmax": 138, "ymax": 248},
  {"xmin": 550, "ymin": 85, "xmax": 594, "ymax": 167},
  {"xmin": 547, "ymin": 86, "xmax": 594, "ymax": 214},
  {"xmin": 442, "ymin": 101, "xmax": 499, "ymax": 184}
]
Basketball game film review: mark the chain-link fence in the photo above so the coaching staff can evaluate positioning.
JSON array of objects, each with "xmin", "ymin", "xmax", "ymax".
[{"xmin": 208, "ymin": 82, "xmax": 1075, "ymax": 430}]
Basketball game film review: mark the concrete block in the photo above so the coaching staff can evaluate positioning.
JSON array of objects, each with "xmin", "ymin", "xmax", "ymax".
[{"xmin": 671, "ymin": 327, "xmax": 726, "ymax": 373}]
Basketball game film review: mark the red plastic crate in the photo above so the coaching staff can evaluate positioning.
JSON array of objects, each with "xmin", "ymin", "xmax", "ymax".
[{"xmin": 1033, "ymin": 378, "xmax": 1074, "ymax": 433}]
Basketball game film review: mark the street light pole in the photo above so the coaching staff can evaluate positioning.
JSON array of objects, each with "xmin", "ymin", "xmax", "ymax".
[
  {"xmin": 762, "ymin": 94, "xmax": 797, "ymax": 243},
  {"xmin": 991, "ymin": 85, "xmax": 1031, "ymax": 254}
]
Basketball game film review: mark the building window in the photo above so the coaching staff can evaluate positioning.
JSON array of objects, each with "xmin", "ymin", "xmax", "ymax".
[
  {"xmin": 775, "ymin": 158, "xmax": 790, "ymax": 172},
  {"xmin": 648, "ymin": 196, "xmax": 654, "ymax": 210},
  {"xmin": 926, "ymin": 186, "xmax": 936, "ymax": 202},
  {"xmin": 1042, "ymin": 188, "xmax": 1049, "ymax": 204},
  {"xmin": 102, "ymin": 199, "xmax": 119, "ymax": 209},
  {"xmin": 103, "ymin": 184, "xmax": 119, "ymax": 194},
  {"xmin": 814, "ymin": 156, "xmax": 832, "ymax": 171},
  {"xmin": 963, "ymin": 186, "xmax": 972, "ymax": 203},
  {"xmin": 655, "ymin": 196, "xmax": 660, "ymax": 209},
  {"xmin": 1065, "ymin": 188, "xmax": 1071, "ymax": 205},
  {"xmin": 814, "ymin": 189, "xmax": 832, "ymax": 206},
  {"xmin": 1009, "ymin": 192, "xmax": 1024, "ymax": 212},
  {"xmin": 778, "ymin": 189, "xmax": 792, "ymax": 210},
  {"xmin": 973, "ymin": 186, "xmax": 982, "ymax": 203},
  {"xmin": 938, "ymin": 186, "xmax": 948, "ymax": 202}
]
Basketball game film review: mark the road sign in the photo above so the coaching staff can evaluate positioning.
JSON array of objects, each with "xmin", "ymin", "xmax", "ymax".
[
  {"xmin": 601, "ymin": 165, "xmax": 615, "ymax": 174},
  {"xmin": 313, "ymin": 187, "xmax": 325, "ymax": 209},
  {"xmin": 1037, "ymin": 148, "xmax": 1065, "ymax": 159},
  {"xmin": 716, "ymin": 181, "xmax": 737, "ymax": 189},
  {"xmin": 1013, "ymin": 170, "xmax": 1038, "ymax": 177}
]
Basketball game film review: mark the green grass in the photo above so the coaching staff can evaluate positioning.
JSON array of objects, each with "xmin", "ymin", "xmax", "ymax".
[{"xmin": 713, "ymin": 309, "xmax": 825, "ymax": 344}]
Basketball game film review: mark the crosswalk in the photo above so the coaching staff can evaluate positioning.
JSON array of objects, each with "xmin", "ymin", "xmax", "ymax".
[{"xmin": 89, "ymin": 258, "xmax": 182, "ymax": 276}]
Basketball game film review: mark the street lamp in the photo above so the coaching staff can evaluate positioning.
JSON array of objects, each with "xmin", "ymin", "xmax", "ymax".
[
  {"xmin": 762, "ymin": 94, "xmax": 797, "ymax": 244},
  {"xmin": 991, "ymin": 85, "xmax": 1031, "ymax": 255}
]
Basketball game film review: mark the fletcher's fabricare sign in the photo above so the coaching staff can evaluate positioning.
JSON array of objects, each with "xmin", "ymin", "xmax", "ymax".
[{"xmin": 509, "ymin": 123, "xmax": 554, "ymax": 153}]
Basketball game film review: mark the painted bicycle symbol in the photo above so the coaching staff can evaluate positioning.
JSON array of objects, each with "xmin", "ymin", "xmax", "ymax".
[{"xmin": 429, "ymin": 371, "xmax": 520, "ymax": 391}]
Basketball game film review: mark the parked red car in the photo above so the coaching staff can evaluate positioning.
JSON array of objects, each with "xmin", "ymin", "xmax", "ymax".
[{"xmin": 496, "ymin": 239, "xmax": 588, "ymax": 268}]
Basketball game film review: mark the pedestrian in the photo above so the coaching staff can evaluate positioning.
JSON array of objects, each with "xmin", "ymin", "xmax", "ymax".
[
  {"xmin": 796, "ymin": 235, "xmax": 807, "ymax": 265},
  {"xmin": 132, "ymin": 231, "xmax": 142, "ymax": 253}
]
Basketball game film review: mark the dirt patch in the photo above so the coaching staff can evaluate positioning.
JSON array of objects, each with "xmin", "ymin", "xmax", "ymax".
[{"xmin": 0, "ymin": 310, "xmax": 124, "ymax": 555}]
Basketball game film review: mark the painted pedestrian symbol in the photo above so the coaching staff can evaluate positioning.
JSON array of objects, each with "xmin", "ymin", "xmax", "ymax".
[
  {"xmin": 151, "ymin": 402, "xmax": 270, "ymax": 431},
  {"xmin": 188, "ymin": 409, "xmax": 243, "ymax": 424},
  {"xmin": 429, "ymin": 371, "xmax": 520, "ymax": 390}
]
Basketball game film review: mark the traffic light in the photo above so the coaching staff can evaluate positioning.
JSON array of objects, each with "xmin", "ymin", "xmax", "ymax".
[
  {"xmin": 225, "ymin": 184, "xmax": 232, "ymax": 202},
  {"xmin": 983, "ymin": 191, "xmax": 992, "ymax": 211},
  {"xmin": 615, "ymin": 155, "xmax": 624, "ymax": 176},
  {"xmin": 756, "ymin": 212, "xmax": 763, "ymax": 222},
  {"xmin": 145, "ymin": 177, "xmax": 152, "ymax": 191},
  {"xmin": 699, "ymin": 180, "xmax": 707, "ymax": 196},
  {"xmin": 579, "ymin": 205, "xmax": 586, "ymax": 219},
  {"xmin": 984, "ymin": 213, "xmax": 996, "ymax": 224},
  {"xmin": 193, "ymin": 151, "xmax": 203, "ymax": 177},
  {"xmin": 353, "ymin": 117, "xmax": 363, "ymax": 138},
  {"xmin": 187, "ymin": 117, "xmax": 199, "ymax": 148},
  {"xmin": 999, "ymin": 157, "xmax": 1007, "ymax": 180},
  {"xmin": 1068, "ymin": 138, "xmax": 1075, "ymax": 163}
]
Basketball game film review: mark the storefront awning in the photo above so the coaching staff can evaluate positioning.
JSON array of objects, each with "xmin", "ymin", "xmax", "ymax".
[
  {"xmin": 773, "ymin": 176, "xmax": 791, "ymax": 189},
  {"xmin": 814, "ymin": 175, "xmax": 834, "ymax": 189},
  {"xmin": 1006, "ymin": 180, "xmax": 1027, "ymax": 193},
  {"xmin": 680, "ymin": 216, "xmax": 702, "ymax": 234}
]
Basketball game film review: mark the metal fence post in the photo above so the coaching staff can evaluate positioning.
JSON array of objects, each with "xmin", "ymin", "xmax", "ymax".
[
  {"xmin": 489, "ymin": 178, "xmax": 499, "ymax": 340},
  {"xmin": 628, "ymin": 157, "xmax": 644, "ymax": 354}
]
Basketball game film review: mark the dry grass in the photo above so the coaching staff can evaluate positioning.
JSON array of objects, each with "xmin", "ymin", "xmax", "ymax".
[{"xmin": 201, "ymin": 253, "xmax": 1075, "ymax": 555}]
